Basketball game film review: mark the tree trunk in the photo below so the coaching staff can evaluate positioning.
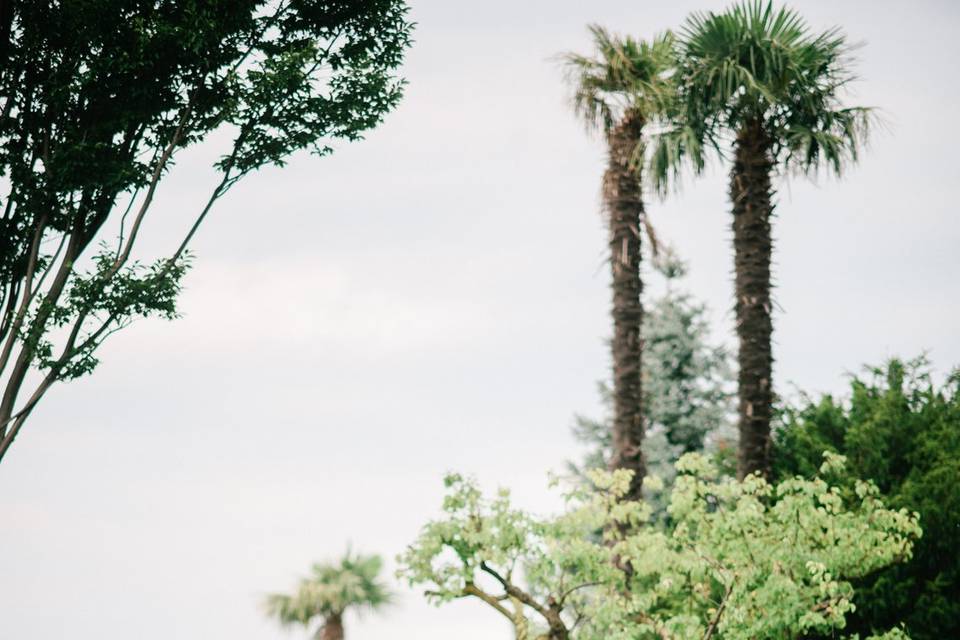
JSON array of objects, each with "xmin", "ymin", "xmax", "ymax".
[
  {"xmin": 318, "ymin": 613, "xmax": 344, "ymax": 640},
  {"xmin": 604, "ymin": 111, "xmax": 646, "ymax": 500},
  {"xmin": 730, "ymin": 119, "xmax": 775, "ymax": 479}
]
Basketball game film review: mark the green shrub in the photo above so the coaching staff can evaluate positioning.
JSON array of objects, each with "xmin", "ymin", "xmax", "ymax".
[{"xmin": 772, "ymin": 358, "xmax": 960, "ymax": 640}]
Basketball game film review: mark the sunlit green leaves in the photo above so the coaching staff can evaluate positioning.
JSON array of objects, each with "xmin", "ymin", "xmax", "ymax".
[{"xmin": 399, "ymin": 456, "xmax": 920, "ymax": 639}]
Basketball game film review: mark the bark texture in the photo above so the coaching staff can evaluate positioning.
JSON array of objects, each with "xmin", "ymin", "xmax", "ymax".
[
  {"xmin": 604, "ymin": 111, "xmax": 646, "ymax": 499},
  {"xmin": 319, "ymin": 613, "xmax": 344, "ymax": 640},
  {"xmin": 730, "ymin": 120, "xmax": 775, "ymax": 479}
]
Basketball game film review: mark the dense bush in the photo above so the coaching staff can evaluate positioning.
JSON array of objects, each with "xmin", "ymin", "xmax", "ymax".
[
  {"xmin": 772, "ymin": 358, "xmax": 960, "ymax": 640},
  {"xmin": 399, "ymin": 455, "xmax": 918, "ymax": 640}
]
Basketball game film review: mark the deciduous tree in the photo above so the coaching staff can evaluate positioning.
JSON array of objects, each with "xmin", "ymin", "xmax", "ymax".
[
  {"xmin": 0, "ymin": 0, "xmax": 412, "ymax": 463},
  {"xmin": 399, "ymin": 455, "xmax": 919, "ymax": 639}
]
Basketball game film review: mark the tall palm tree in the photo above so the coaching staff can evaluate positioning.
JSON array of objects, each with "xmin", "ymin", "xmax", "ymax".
[
  {"xmin": 663, "ymin": 1, "xmax": 871, "ymax": 478},
  {"xmin": 264, "ymin": 552, "xmax": 392, "ymax": 640},
  {"xmin": 563, "ymin": 27, "xmax": 676, "ymax": 500}
]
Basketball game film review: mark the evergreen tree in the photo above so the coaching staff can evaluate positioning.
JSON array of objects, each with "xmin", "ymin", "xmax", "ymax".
[
  {"xmin": 572, "ymin": 251, "xmax": 736, "ymax": 493},
  {"xmin": 772, "ymin": 357, "xmax": 960, "ymax": 640}
]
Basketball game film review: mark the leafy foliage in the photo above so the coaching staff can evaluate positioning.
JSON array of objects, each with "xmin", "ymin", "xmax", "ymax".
[
  {"xmin": 0, "ymin": 0, "xmax": 412, "ymax": 461},
  {"xmin": 264, "ymin": 551, "xmax": 393, "ymax": 631},
  {"xmin": 399, "ymin": 455, "xmax": 919, "ymax": 640},
  {"xmin": 772, "ymin": 358, "xmax": 960, "ymax": 640}
]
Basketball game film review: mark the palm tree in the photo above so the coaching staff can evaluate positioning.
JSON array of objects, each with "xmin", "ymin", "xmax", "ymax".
[
  {"xmin": 264, "ymin": 552, "xmax": 392, "ymax": 640},
  {"xmin": 660, "ymin": 1, "xmax": 871, "ymax": 479},
  {"xmin": 562, "ymin": 27, "xmax": 675, "ymax": 500}
]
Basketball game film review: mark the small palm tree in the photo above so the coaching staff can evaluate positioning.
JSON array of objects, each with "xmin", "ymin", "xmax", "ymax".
[
  {"xmin": 264, "ymin": 552, "xmax": 392, "ymax": 640},
  {"xmin": 660, "ymin": 1, "xmax": 871, "ymax": 478},
  {"xmin": 562, "ymin": 26, "xmax": 675, "ymax": 500}
]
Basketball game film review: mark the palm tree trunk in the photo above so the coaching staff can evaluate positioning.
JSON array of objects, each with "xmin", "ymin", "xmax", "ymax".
[
  {"xmin": 604, "ymin": 111, "xmax": 646, "ymax": 500},
  {"xmin": 319, "ymin": 613, "xmax": 344, "ymax": 640},
  {"xmin": 730, "ymin": 119, "xmax": 775, "ymax": 479}
]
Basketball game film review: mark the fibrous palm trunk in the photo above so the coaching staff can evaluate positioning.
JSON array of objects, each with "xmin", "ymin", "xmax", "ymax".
[
  {"xmin": 604, "ymin": 111, "xmax": 646, "ymax": 500},
  {"xmin": 730, "ymin": 119, "xmax": 774, "ymax": 479},
  {"xmin": 319, "ymin": 613, "xmax": 344, "ymax": 640}
]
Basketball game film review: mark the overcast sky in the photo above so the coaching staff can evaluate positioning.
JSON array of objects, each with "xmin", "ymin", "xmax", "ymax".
[{"xmin": 2, "ymin": 1, "xmax": 958, "ymax": 638}]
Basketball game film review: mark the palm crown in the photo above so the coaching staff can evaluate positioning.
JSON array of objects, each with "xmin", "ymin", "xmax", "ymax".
[
  {"xmin": 653, "ymin": 0, "xmax": 871, "ymax": 188},
  {"xmin": 264, "ymin": 552, "xmax": 392, "ymax": 628},
  {"xmin": 563, "ymin": 25, "xmax": 676, "ymax": 135}
]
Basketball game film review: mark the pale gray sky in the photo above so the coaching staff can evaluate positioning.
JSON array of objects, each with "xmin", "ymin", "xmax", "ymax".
[{"xmin": 2, "ymin": 1, "xmax": 958, "ymax": 638}]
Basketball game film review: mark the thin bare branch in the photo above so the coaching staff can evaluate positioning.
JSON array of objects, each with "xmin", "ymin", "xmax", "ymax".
[
  {"xmin": 0, "ymin": 219, "xmax": 82, "ymax": 437},
  {"xmin": 114, "ymin": 108, "xmax": 191, "ymax": 270},
  {"xmin": 558, "ymin": 581, "xmax": 602, "ymax": 605}
]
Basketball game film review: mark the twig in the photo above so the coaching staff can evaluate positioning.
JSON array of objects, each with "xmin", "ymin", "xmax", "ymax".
[
  {"xmin": 558, "ymin": 581, "xmax": 602, "ymax": 605},
  {"xmin": 702, "ymin": 581, "xmax": 733, "ymax": 640}
]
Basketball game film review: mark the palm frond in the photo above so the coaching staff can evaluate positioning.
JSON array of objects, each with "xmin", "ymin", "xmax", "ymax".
[
  {"xmin": 647, "ymin": 124, "xmax": 709, "ymax": 195},
  {"xmin": 674, "ymin": 0, "xmax": 871, "ymax": 177},
  {"xmin": 780, "ymin": 105, "xmax": 873, "ymax": 176},
  {"xmin": 264, "ymin": 593, "xmax": 314, "ymax": 628},
  {"xmin": 561, "ymin": 25, "xmax": 677, "ymax": 133},
  {"xmin": 263, "ymin": 551, "xmax": 393, "ymax": 630}
]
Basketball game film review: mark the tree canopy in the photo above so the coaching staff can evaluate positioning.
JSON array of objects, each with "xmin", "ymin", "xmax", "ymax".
[
  {"xmin": 0, "ymin": 0, "xmax": 412, "ymax": 462},
  {"xmin": 651, "ymin": 0, "xmax": 872, "ymax": 190},
  {"xmin": 399, "ymin": 456, "xmax": 919, "ymax": 640},
  {"xmin": 563, "ymin": 25, "xmax": 676, "ymax": 136},
  {"xmin": 773, "ymin": 358, "xmax": 960, "ymax": 640},
  {"xmin": 266, "ymin": 551, "xmax": 392, "ymax": 622}
]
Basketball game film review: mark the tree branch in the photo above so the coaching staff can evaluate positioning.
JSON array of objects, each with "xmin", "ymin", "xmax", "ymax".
[
  {"xmin": 0, "ymin": 370, "xmax": 56, "ymax": 463},
  {"xmin": 0, "ymin": 310, "xmax": 124, "ymax": 461},
  {"xmin": 0, "ymin": 215, "xmax": 82, "ymax": 438},
  {"xmin": 480, "ymin": 562, "xmax": 569, "ymax": 639},
  {"xmin": 702, "ymin": 580, "xmax": 733, "ymax": 640},
  {"xmin": 113, "ymin": 109, "xmax": 190, "ymax": 270},
  {"xmin": 480, "ymin": 562, "xmax": 550, "ymax": 620},
  {"xmin": 0, "ymin": 211, "xmax": 47, "ymax": 377},
  {"xmin": 558, "ymin": 581, "xmax": 602, "ymax": 606},
  {"xmin": 461, "ymin": 583, "xmax": 516, "ymax": 623}
]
